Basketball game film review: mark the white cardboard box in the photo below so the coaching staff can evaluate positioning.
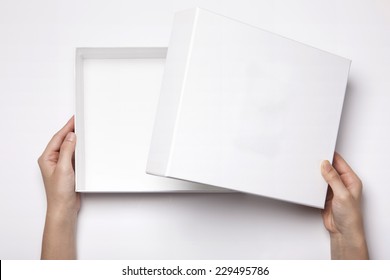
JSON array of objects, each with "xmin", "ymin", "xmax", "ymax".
[
  {"xmin": 146, "ymin": 8, "xmax": 351, "ymax": 208},
  {"xmin": 75, "ymin": 47, "xmax": 226, "ymax": 192}
]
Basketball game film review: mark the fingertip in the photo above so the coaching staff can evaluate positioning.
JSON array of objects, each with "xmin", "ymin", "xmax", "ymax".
[
  {"xmin": 65, "ymin": 132, "xmax": 76, "ymax": 142},
  {"xmin": 320, "ymin": 159, "xmax": 348, "ymax": 197},
  {"xmin": 333, "ymin": 152, "xmax": 343, "ymax": 163},
  {"xmin": 62, "ymin": 116, "xmax": 75, "ymax": 132},
  {"xmin": 321, "ymin": 160, "xmax": 332, "ymax": 173},
  {"xmin": 57, "ymin": 132, "xmax": 76, "ymax": 169}
]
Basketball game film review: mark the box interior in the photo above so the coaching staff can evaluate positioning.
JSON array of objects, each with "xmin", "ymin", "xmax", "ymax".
[{"xmin": 75, "ymin": 48, "xmax": 226, "ymax": 192}]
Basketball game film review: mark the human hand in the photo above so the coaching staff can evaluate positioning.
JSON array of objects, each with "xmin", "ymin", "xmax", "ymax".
[
  {"xmin": 38, "ymin": 116, "xmax": 79, "ymax": 259},
  {"xmin": 321, "ymin": 152, "xmax": 368, "ymax": 259},
  {"xmin": 38, "ymin": 116, "xmax": 79, "ymax": 215}
]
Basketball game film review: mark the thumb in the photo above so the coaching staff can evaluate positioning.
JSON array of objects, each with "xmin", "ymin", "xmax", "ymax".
[
  {"xmin": 57, "ymin": 132, "xmax": 76, "ymax": 170},
  {"xmin": 321, "ymin": 160, "xmax": 348, "ymax": 198}
]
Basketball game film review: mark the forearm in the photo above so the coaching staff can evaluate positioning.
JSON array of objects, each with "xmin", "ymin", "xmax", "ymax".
[
  {"xmin": 41, "ymin": 208, "xmax": 78, "ymax": 260},
  {"xmin": 330, "ymin": 232, "xmax": 369, "ymax": 260}
]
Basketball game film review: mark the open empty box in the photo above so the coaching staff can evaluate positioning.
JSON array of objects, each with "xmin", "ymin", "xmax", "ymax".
[
  {"xmin": 146, "ymin": 8, "xmax": 351, "ymax": 208},
  {"xmin": 75, "ymin": 47, "xmax": 225, "ymax": 192}
]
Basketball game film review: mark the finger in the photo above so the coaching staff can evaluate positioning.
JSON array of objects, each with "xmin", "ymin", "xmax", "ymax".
[
  {"xmin": 57, "ymin": 132, "xmax": 76, "ymax": 170},
  {"xmin": 333, "ymin": 152, "xmax": 361, "ymax": 183},
  {"xmin": 333, "ymin": 152, "xmax": 362, "ymax": 199},
  {"xmin": 321, "ymin": 160, "xmax": 349, "ymax": 197},
  {"xmin": 42, "ymin": 116, "xmax": 74, "ymax": 157}
]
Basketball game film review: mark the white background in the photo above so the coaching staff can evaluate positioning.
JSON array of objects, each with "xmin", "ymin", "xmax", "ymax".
[{"xmin": 0, "ymin": 0, "xmax": 389, "ymax": 259}]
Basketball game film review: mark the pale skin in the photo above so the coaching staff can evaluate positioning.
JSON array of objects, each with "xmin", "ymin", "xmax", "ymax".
[
  {"xmin": 321, "ymin": 153, "xmax": 369, "ymax": 259},
  {"xmin": 38, "ymin": 116, "xmax": 80, "ymax": 259},
  {"xmin": 39, "ymin": 117, "xmax": 368, "ymax": 259}
]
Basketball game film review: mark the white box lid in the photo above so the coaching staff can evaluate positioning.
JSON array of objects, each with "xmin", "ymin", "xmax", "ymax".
[{"xmin": 147, "ymin": 8, "xmax": 351, "ymax": 208}]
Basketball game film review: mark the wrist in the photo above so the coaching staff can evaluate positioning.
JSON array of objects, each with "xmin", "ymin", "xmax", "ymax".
[
  {"xmin": 42, "ymin": 205, "xmax": 78, "ymax": 260},
  {"xmin": 46, "ymin": 205, "xmax": 78, "ymax": 224},
  {"xmin": 330, "ymin": 232, "xmax": 369, "ymax": 260},
  {"xmin": 46, "ymin": 195, "xmax": 80, "ymax": 219}
]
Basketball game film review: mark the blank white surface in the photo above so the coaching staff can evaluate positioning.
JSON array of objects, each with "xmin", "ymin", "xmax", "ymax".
[
  {"xmin": 84, "ymin": 58, "xmax": 164, "ymax": 189},
  {"xmin": 0, "ymin": 0, "xmax": 389, "ymax": 259}
]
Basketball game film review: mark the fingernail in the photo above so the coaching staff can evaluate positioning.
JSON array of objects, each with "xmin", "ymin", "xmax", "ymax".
[
  {"xmin": 66, "ymin": 132, "xmax": 75, "ymax": 142},
  {"xmin": 321, "ymin": 160, "xmax": 332, "ymax": 171}
]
